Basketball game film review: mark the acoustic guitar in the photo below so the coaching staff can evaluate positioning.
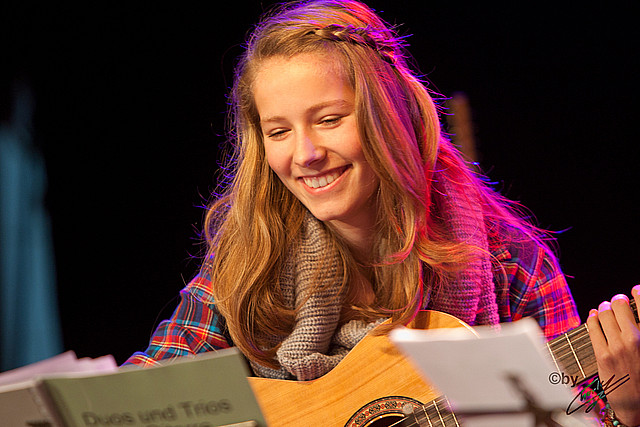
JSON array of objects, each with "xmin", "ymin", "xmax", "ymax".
[{"xmin": 248, "ymin": 302, "xmax": 635, "ymax": 426}]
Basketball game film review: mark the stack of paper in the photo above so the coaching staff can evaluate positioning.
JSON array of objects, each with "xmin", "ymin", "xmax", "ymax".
[{"xmin": 0, "ymin": 351, "xmax": 118, "ymax": 426}]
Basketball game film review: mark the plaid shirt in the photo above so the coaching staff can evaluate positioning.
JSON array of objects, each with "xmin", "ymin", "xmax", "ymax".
[{"xmin": 123, "ymin": 239, "xmax": 581, "ymax": 368}]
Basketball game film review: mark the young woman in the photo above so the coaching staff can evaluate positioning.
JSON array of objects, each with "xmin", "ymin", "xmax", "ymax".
[{"xmin": 124, "ymin": 1, "xmax": 639, "ymax": 424}]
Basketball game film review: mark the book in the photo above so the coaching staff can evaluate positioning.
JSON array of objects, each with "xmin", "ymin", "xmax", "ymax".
[{"xmin": 0, "ymin": 349, "xmax": 266, "ymax": 427}]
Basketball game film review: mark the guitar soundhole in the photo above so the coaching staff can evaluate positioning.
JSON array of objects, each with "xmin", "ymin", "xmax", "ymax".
[
  {"xmin": 367, "ymin": 415, "xmax": 404, "ymax": 427},
  {"xmin": 344, "ymin": 396, "xmax": 422, "ymax": 427}
]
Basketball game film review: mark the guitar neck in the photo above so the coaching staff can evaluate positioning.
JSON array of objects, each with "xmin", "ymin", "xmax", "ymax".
[
  {"xmin": 406, "ymin": 395, "xmax": 460, "ymax": 427},
  {"xmin": 546, "ymin": 298, "xmax": 638, "ymax": 382}
]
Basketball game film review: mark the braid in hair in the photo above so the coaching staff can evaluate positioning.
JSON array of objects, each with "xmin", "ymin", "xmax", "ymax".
[{"xmin": 308, "ymin": 24, "xmax": 399, "ymax": 65}]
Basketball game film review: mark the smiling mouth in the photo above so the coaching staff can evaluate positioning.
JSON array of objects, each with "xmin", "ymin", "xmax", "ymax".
[{"xmin": 302, "ymin": 167, "xmax": 347, "ymax": 189}]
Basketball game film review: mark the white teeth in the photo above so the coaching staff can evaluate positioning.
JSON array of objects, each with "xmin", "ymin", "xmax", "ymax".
[{"xmin": 303, "ymin": 170, "xmax": 342, "ymax": 189}]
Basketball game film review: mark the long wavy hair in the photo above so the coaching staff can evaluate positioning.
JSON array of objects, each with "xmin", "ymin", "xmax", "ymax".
[{"xmin": 204, "ymin": 0, "xmax": 549, "ymax": 369}]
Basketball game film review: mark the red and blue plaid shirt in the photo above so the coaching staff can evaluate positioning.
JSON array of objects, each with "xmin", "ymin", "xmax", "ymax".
[{"xmin": 123, "ymin": 239, "xmax": 581, "ymax": 368}]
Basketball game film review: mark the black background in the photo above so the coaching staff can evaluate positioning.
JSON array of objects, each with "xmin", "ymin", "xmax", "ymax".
[{"xmin": 3, "ymin": 1, "xmax": 637, "ymax": 365}]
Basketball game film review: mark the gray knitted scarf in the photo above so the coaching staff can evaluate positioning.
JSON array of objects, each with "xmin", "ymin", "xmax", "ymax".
[{"xmin": 250, "ymin": 176, "xmax": 499, "ymax": 380}]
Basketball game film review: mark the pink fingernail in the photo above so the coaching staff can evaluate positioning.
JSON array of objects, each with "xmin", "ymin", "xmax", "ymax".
[
  {"xmin": 599, "ymin": 301, "xmax": 611, "ymax": 312},
  {"xmin": 612, "ymin": 294, "xmax": 629, "ymax": 303}
]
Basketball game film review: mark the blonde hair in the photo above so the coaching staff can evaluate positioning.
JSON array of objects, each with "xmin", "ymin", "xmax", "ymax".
[{"xmin": 204, "ymin": 0, "xmax": 548, "ymax": 368}]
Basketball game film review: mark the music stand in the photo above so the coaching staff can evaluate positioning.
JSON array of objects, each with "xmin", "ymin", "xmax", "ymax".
[{"xmin": 390, "ymin": 318, "xmax": 598, "ymax": 427}]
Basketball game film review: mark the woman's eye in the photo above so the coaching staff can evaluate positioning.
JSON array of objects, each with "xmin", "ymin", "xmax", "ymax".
[
  {"xmin": 267, "ymin": 129, "xmax": 288, "ymax": 139},
  {"xmin": 320, "ymin": 116, "xmax": 342, "ymax": 126}
]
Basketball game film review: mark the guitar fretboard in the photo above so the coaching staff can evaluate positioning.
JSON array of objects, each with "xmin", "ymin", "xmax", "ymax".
[{"xmin": 546, "ymin": 299, "xmax": 638, "ymax": 383}]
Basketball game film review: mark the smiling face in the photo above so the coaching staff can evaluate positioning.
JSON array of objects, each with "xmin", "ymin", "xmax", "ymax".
[{"xmin": 253, "ymin": 53, "xmax": 380, "ymax": 238}]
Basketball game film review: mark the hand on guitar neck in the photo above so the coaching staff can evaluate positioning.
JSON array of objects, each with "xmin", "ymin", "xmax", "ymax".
[{"xmin": 587, "ymin": 285, "xmax": 640, "ymax": 426}]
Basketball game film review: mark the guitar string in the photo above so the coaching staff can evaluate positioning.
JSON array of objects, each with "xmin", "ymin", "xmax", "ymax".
[
  {"xmin": 444, "ymin": 396, "xmax": 461, "ymax": 427},
  {"xmin": 565, "ymin": 330, "xmax": 586, "ymax": 377}
]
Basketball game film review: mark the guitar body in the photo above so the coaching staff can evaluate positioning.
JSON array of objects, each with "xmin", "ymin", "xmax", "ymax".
[{"xmin": 248, "ymin": 310, "xmax": 474, "ymax": 426}]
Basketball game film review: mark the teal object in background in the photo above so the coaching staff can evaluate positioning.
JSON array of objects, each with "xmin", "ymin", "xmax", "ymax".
[{"xmin": 0, "ymin": 81, "xmax": 63, "ymax": 371}]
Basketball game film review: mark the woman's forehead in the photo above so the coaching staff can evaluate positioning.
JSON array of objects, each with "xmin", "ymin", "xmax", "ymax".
[
  {"xmin": 251, "ymin": 52, "xmax": 349, "ymax": 91},
  {"xmin": 253, "ymin": 53, "xmax": 354, "ymax": 116}
]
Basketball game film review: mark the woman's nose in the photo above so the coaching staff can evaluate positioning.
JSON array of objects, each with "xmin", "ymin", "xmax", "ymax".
[{"xmin": 293, "ymin": 131, "xmax": 325, "ymax": 167}]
